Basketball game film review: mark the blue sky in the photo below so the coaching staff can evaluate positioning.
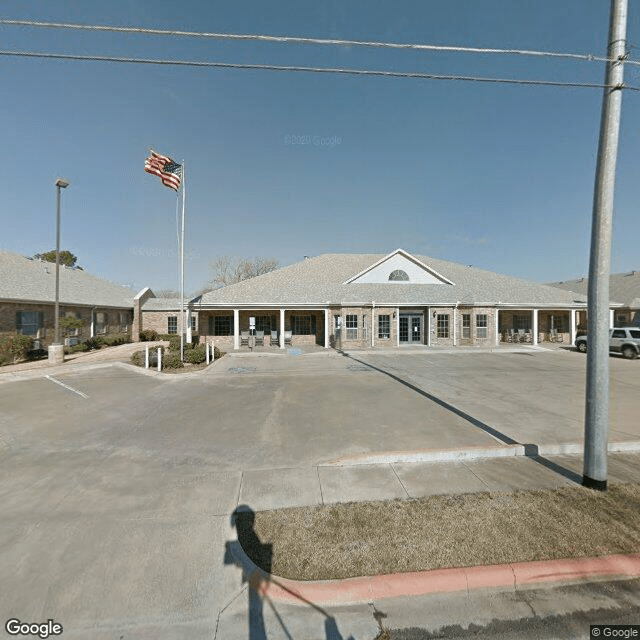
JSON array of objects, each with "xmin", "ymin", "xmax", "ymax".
[{"xmin": 1, "ymin": 1, "xmax": 639, "ymax": 294}]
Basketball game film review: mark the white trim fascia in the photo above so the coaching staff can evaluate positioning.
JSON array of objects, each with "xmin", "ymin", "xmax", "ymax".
[
  {"xmin": 342, "ymin": 248, "xmax": 455, "ymax": 285},
  {"xmin": 134, "ymin": 287, "xmax": 154, "ymax": 301},
  {"xmin": 0, "ymin": 297, "xmax": 133, "ymax": 309},
  {"xmin": 190, "ymin": 303, "xmax": 332, "ymax": 310},
  {"xmin": 493, "ymin": 303, "xmax": 591, "ymax": 309}
]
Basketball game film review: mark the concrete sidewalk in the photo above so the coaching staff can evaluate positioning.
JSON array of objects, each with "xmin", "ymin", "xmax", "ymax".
[{"xmin": 217, "ymin": 451, "xmax": 640, "ymax": 639}]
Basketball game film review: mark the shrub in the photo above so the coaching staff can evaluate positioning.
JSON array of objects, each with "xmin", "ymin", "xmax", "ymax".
[
  {"xmin": 157, "ymin": 333, "xmax": 174, "ymax": 341},
  {"xmin": 60, "ymin": 316, "xmax": 83, "ymax": 334},
  {"xmin": 0, "ymin": 334, "xmax": 34, "ymax": 364},
  {"xmin": 139, "ymin": 329, "xmax": 159, "ymax": 342},
  {"xmin": 101, "ymin": 333, "xmax": 131, "ymax": 347},
  {"xmin": 84, "ymin": 337, "xmax": 104, "ymax": 350},
  {"xmin": 168, "ymin": 335, "xmax": 181, "ymax": 352},
  {"xmin": 64, "ymin": 343, "xmax": 89, "ymax": 354},
  {"xmin": 131, "ymin": 345, "xmax": 165, "ymax": 367},
  {"xmin": 162, "ymin": 353, "xmax": 184, "ymax": 369},
  {"xmin": 185, "ymin": 344, "xmax": 206, "ymax": 364}
]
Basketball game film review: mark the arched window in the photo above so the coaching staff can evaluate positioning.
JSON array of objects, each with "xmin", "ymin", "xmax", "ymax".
[{"xmin": 388, "ymin": 269, "xmax": 409, "ymax": 281}]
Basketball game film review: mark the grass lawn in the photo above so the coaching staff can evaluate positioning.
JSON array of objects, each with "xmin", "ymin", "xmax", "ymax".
[{"xmin": 240, "ymin": 483, "xmax": 640, "ymax": 581}]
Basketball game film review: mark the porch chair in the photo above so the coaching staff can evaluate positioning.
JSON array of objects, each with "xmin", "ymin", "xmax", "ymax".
[
  {"xmin": 270, "ymin": 330, "xmax": 279, "ymax": 346},
  {"xmin": 255, "ymin": 330, "xmax": 264, "ymax": 346},
  {"xmin": 284, "ymin": 330, "xmax": 293, "ymax": 346},
  {"xmin": 240, "ymin": 331, "xmax": 250, "ymax": 346}
]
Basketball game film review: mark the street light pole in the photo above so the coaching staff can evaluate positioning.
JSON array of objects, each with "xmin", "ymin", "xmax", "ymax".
[{"xmin": 49, "ymin": 177, "xmax": 69, "ymax": 364}]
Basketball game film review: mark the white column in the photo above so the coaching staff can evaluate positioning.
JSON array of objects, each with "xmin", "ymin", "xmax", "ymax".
[
  {"xmin": 495, "ymin": 308, "xmax": 500, "ymax": 345},
  {"xmin": 453, "ymin": 306, "xmax": 457, "ymax": 347},
  {"xmin": 571, "ymin": 309, "xmax": 577, "ymax": 346},
  {"xmin": 324, "ymin": 309, "xmax": 329, "ymax": 348},
  {"xmin": 610, "ymin": 309, "xmax": 615, "ymax": 328},
  {"xmin": 90, "ymin": 308, "xmax": 95, "ymax": 337},
  {"xmin": 280, "ymin": 308, "xmax": 285, "ymax": 348},
  {"xmin": 396, "ymin": 309, "xmax": 400, "ymax": 347},
  {"xmin": 233, "ymin": 309, "xmax": 239, "ymax": 350},
  {"xmin": 532, "ymin": 309, "xmax": 538, "ymax": 345},
  {"xmin": 371, "ymin": 304, "xmax": 375, "ymax": 347},
  {"xmin": 186, "ymin": 308, "xmax": 192, "ymax": 343}
]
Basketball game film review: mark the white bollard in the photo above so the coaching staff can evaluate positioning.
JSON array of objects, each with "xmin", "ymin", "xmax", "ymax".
[
  {"xmin": 145, "ymin": 344, "xmax": 149, "ymax": 369},
  {"xmin": 206, "ymin": 342, "xmax": 210, "ymax": 364},
  {"xmin": 157, "ymin": 347, "xmax": 162, "ymax": 372}
]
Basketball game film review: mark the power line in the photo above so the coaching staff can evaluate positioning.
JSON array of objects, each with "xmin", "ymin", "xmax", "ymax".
[
  {"xmin": 3, "ymin": 49, "xmax": 636, "ymax": 90},
  {"xmin": 2, "ymin": 18, "xmax": 639, "ymax": 66}
]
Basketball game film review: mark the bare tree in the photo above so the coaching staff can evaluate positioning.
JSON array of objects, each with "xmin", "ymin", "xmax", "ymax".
[{"xmin": 209, "ymin": 256, "xmax": 279, "ymax": 288}]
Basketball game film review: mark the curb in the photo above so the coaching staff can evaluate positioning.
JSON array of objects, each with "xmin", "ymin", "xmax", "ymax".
[
  {"xmin": 229, "ymin": 546, "xmax": 640, "ymax": 607},
  {"xmin": 321, "ymin": 442, "xmax": 640, "ymax": 465}
]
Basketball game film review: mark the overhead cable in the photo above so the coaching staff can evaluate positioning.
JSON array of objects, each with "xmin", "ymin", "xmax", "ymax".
[
  {"xmin": 2, "ymin": 49, "xmax": 637, "ymax": 90},
  {"xmin": 1, "ymin": 19, "xmax": 638, "ymax": 67}
]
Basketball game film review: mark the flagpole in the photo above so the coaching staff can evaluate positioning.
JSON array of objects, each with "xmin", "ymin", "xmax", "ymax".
[{"xmin": 180, "ymin": 159, "xmax": 186, "ymax": 362}]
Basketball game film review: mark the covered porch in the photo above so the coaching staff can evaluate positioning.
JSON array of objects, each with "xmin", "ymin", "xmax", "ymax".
[
  {"xmin": 497, "ymin": 308, "xmax": 584, "ymax": 345},
  {"xmin": 195, "ymin": 307, "xmax": 331, "ymax": 350}
]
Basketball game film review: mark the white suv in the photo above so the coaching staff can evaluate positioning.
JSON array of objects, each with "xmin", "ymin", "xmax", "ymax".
[{"xmin": 575, "ymin": 327, "xmax": 640, "ymax": 359}]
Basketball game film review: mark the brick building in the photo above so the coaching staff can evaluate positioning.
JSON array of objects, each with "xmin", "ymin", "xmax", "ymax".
[
  {"xmin": 191, "ymin": 249, "xmax": 603, "ymax": 350},
  {"xmin": 548, "ymin": 270, "xmax": 640, "ymax": 329},
  {"xmin": 0, "ymin": 251, "xmax": 135, "ymax": 348}
]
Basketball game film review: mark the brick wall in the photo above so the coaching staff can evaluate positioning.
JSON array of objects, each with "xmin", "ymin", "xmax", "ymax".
[{"xmin": 0, "ymin": 301, "xmax": 131, "ymax": 346}]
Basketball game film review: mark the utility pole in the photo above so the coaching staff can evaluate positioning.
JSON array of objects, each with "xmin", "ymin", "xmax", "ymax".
[{"xmin": 583, "ymin": 0, "xmax": 628, "ymax": 491}]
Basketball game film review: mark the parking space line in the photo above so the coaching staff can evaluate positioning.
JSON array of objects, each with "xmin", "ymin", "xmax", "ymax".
[{"xmin": 44, "ymin": 375, "xmax": 89, "ymax": 399}]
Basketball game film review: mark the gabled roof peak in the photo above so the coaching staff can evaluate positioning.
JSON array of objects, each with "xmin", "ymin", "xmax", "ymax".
[{"xmin": 344, "ymin": 249, "xmax": 455, "ymax": 286}]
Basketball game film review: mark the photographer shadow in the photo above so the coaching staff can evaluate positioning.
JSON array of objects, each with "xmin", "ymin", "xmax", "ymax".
[{"xmin": 225, "ymin": 505, "xmax": 354, "ymax": 640}]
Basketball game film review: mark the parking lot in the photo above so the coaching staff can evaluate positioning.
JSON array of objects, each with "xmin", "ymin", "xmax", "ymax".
[{"xmin": 1, "ymin": 347, "xmax": 639, "ymax": 638}]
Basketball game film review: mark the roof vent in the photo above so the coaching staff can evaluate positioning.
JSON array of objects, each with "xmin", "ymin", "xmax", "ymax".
[
  {"xmin": 389, "ymin": 269, "xmax": 409, "ymax": 281},
  {"xmin": 303, "ymin": 256, "xmax": 309, "ymax": 260}
]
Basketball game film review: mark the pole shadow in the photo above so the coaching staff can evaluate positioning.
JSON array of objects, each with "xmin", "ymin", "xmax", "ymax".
[
  {"xmin": 225, "ymin": 505, "xmax": 355, "ymax": 640},
  {"xmin": 340, "ymin": 352, "xmax": 582, "ymax": 485}
]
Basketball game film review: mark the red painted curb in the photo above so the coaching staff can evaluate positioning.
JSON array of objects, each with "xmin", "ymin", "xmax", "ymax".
[{"xmin": 246, "ymin": 553, "xmax": 640, "ymax": 607}]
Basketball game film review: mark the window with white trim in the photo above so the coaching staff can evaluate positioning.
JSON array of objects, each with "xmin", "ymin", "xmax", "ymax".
[
  {"xmin": 462, "ymin": 314, "xmax": 471, "ymax": 339},
  {"xmin": 476, "ymin": 314, "xmax": 487, "ymax": 339},
  {"xmin": 96, "ymin": 312, "xmax": 108, "ymax": 335},
  {"xmin": 167, "ymin": 316, "xmax": 178, "ymax": 334},
  {"xmin": 16, "ymin": 311, "xmax": 44, "ymax": 337},
  {"xmin": 346, "ymin": 314, "xmax": 358, "ymax": 340},
  {"xmin": 437, "ymin": 314, "xmax": 449, "ymax": 338},
  {"xmin": 119, "ymin": 311, "xmax": 130, "ymax": 332},
  {"xmin": 378, "ymin": 315, "xmax": 390, "ymax": 339},
  {"xmin": 210, "ymin": 316, "xmax": 233, "ymax": 336},
  {"xmin": 291, "ymin": 315, "xmax": 315, "ymax": 335},
  {"xmin": 255, "ymin": 315, "xmax": 275, "ymax": 333},
  {"xmin": 190, "ymin": 315, "xmax": 197, "ymax": 331}
]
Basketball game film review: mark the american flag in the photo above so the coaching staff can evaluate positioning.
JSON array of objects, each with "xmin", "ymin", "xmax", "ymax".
[{"xmin": 144, "ymin": 150, "xmax": 182, "ymax": 191}]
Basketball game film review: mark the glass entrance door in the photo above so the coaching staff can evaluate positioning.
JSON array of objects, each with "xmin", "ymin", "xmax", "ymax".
[{"xmin": 399, "ymin": 315, "xmax": 422, "ymax": 343}]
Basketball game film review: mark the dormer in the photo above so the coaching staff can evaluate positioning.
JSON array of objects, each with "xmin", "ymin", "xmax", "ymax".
[{"xmin": 344, "ymin": 249, "xmax": 454, "ymax": 285}]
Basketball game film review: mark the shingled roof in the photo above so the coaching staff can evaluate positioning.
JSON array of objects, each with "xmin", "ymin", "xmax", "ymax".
[
  {"xmin": 548, "ymin": 271, "xmax": 640, "ymax": 309},
  {"xmin": 196, "ymin": 250, "xmax": 589, "ymax": 308},
  {"xmin": 0, "ymin": 251, "xmax": 136, "ymax": 308}
]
